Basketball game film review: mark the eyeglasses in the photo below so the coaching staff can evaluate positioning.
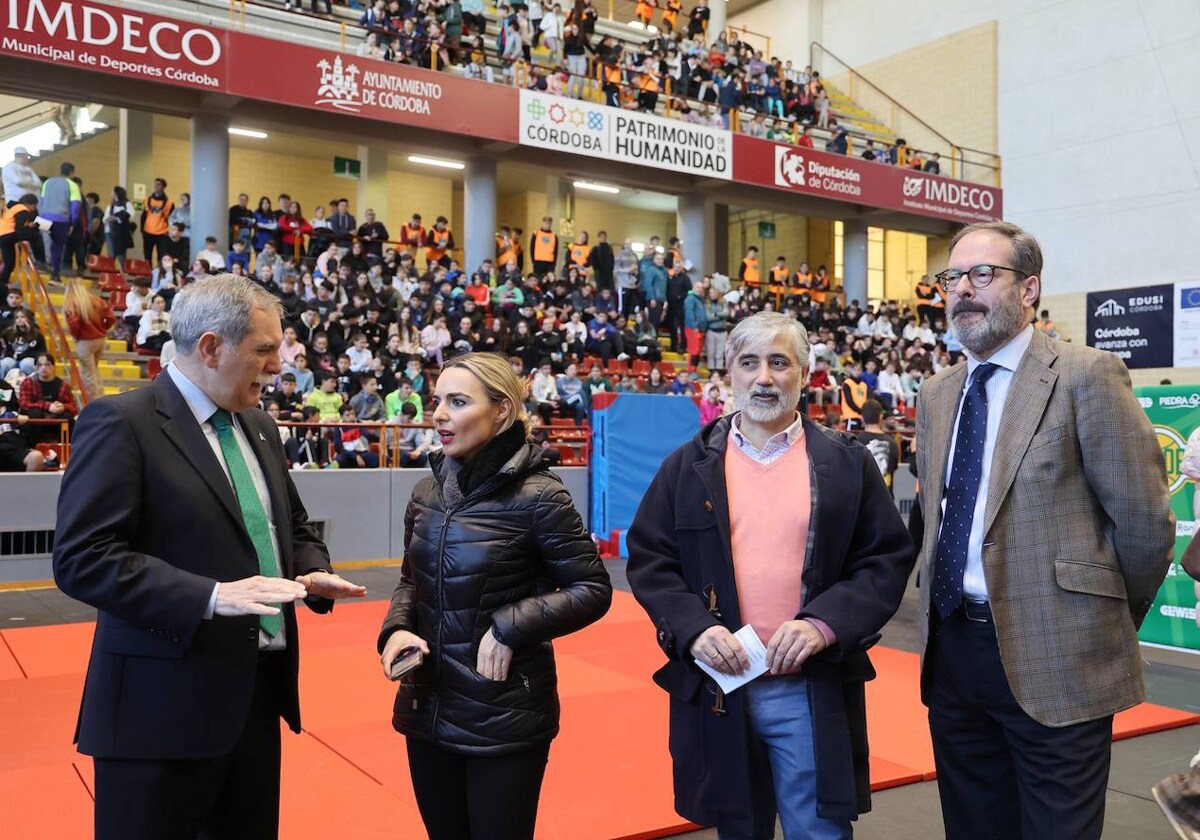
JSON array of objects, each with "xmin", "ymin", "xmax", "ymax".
[{"xmin": 933, "ymin": 264, "xmax": 1027, "ymax": 293}]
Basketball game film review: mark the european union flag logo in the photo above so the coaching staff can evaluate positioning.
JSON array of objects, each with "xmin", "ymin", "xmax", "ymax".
[{"xmin": 1182, "ymin": 288, "xmax": 1200, "ymax": 310}]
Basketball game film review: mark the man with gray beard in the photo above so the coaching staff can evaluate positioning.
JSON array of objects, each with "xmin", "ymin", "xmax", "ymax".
[
  {"xmin": 626, "ymin": 312, "xmax": 914, "ymax": 839},
  {"xmin": 915, "ymin": 221, "xmax": 1173, "ymax": 839}
]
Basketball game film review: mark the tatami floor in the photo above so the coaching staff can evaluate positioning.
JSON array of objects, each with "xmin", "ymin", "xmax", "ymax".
[{"xmin": 2, "ymin": 561, "xmax": 1195, "ymax": 840}]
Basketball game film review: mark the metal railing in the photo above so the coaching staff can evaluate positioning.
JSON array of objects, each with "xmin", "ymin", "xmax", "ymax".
[
  {"xmin": 809, "ymin": 42, "xmax": 1001, "ymax": 186},
  {"xmin": 15, "ymin": 244, "xmax": 89, "ymax": 411}
]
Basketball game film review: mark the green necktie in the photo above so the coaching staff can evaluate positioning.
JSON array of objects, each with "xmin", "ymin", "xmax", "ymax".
[{"xmin": 209, "ymin": 409, "xmax": 282, "ymax": 637}]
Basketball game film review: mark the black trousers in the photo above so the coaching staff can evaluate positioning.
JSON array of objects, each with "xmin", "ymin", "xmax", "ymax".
[
  {"xmin": 406, "ymin": 737, "xmax": 551, "ymax": 840},
  {"xmin": 665, "ymin": 296, "xmax": 686, "ymax": 350},
  {"xmin": 143, "ymin": 231, "xmax": 166, "ymax": 263},
  {"xmin": 93, "ymin": 652, "xmax": 287, "ymax": 840},
  {"xmin": 928, "ymin": 607, "xmax": 1113, "ymax": 840}
]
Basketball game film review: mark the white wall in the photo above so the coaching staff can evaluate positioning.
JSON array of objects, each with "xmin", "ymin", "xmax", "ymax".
[{"xmin": 732, "ymin": 0, "xmax": 1200, "ymax": 297}]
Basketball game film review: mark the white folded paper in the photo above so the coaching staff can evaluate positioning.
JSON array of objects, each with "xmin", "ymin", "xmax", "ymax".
[{"xmin": 693, "ymin": 623, "xmax": 769, "ymax": 694}]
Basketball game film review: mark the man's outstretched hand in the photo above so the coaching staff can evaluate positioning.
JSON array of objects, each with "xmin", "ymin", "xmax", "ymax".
[{"xmin": 295, "ymin": 571, "xmax": 367, "ymax": 600}]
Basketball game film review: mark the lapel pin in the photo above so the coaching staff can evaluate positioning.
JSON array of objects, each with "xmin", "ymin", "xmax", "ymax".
[{"xmin": 259, "ymin": 432, "xmax": 267, "ymax": 442}]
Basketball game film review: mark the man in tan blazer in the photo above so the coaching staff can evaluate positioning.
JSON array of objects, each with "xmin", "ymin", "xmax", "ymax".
[{"xmin": 915, "ymin": 220, "xmax": 1173, "ymax": 840}]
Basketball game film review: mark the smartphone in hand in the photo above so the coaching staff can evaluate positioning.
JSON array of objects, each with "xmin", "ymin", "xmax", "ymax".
[{"xmin": 389, "ymin": 647, "xmax": 424, "ymax": 681}]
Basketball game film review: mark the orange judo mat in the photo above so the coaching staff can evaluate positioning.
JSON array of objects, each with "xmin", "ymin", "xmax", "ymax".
[{"xmin": 1, "ymin": 590, "xmax": 1196, "ymax": 840}]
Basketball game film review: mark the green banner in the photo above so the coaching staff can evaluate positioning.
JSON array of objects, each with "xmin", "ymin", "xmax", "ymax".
[{"xmin": 1137, "ymin": 385, "xmax": 1200, "ymax": 652}]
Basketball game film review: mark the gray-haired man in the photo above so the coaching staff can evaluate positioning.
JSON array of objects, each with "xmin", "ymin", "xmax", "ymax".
[{"xmin": 54, "ymin": 274, "xmax": 366, "ymax": 839}]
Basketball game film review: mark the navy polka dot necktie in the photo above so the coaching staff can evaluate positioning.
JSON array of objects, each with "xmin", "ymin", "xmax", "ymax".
[{"xmin": 933, "ymin": 363, "xmax": 999, "ymax": 619}]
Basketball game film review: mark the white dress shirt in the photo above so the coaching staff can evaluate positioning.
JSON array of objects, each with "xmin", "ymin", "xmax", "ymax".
[
  {"xmin": 167, "ymin": 363, "xmax": 286, "ymax": 649},
  {"xmin": 941, "ymin": 325, "xmax": 1034, "ymax": 601}
]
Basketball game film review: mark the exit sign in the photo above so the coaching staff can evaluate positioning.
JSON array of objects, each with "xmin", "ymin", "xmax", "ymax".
[
  {"xmin": 334, "ymin": 156, "xmax": 361, "ymax": 179},
  {"xmin": 758, "ymin": 221, "xmax": 776, "ymax": 239}
]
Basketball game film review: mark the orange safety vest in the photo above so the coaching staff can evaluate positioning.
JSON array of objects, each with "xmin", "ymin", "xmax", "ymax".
[
  {"xmin": 915, "ymin": 282, "xmax": 936, "ymax": 303},
  {"xmin": 142, "ymin": 194, "xmax": 173, "ymax": 236},
  {"xmin": 532, "ymin": 230, "xmax": 557, "ymax": 264},
  {"xmin": 604, "ymin": 63, "xmax": 622, "ymax": 85},
  {"xmin": 496, "ymin": 235, "xmax": 517, "ymax": 267},
  {"xmin": 0, "ymin": 202, "xmax": 34, "ymax": 237},
  {"xmin": 662, "ymin": 0, "xmax": 681, "ymax": 25},
  {"xmin": 810, "ymin": 274, "xmax": 829, "ymax": 303},
  {"xmin": 668, "ymin": 247, "xmax": 685, "ymax": 276},
  {"xmin": 636, "ymin": 67, "xmax": 660, "ymax": 93},
  {"xmin": 741, "ymin": 257, "xmax": 760, "ymax": 286},
  {"xmin": 401, "ymin": 223, "xmax": 426, "ymax": 254},
  {"xmin": 569, "ymin": 243, "xmax": 591, "ymax": 268},
  {"xmin": 425, "ymin": 227, "xmax": 452, "ymax": 262},
  {"xmin": 793, "ymin": 271, "xmax": 813, "ymax": 289},
  {"xmin": 841, "ymin": 378, "xmax": 868, "ymax": 420},
  {"xmin": 635, "ymin": 0, "xmax": 655, "ymax": 20},
  {"xmin": 770, "ymin": 265, "xmax": 789, "ymax": 285}
]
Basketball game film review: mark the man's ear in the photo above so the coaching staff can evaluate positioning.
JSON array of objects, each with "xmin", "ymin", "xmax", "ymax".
[{"xmin": 195, "ymin": 332, "xmax": 223, "ymax": 369}]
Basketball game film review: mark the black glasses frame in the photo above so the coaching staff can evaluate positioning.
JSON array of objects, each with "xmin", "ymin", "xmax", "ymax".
[{"xmin": 934, "ymin": 264, "xmax": 1028, "ymax": 293}]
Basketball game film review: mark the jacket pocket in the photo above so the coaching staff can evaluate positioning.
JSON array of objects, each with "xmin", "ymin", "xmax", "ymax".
[
  {"xmin": 653, "ymin": 659, "xmax": 704, "ymax": 704},
  {"xmin": 1054, "ymin": 558, "xmax": 1128, "ymax": 600},
  {"xmin": 101, "ymin": 627, "xmax": 186, "ymax": 659}
]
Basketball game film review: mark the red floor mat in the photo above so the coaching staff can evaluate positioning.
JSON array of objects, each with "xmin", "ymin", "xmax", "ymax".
[{"xmin": 3, "ymin": 592, "xmax": 1197, "ymax": 839}]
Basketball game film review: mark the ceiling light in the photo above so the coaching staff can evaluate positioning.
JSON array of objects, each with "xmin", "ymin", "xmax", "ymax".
[
  {"xmin": 408, "ymin": 155, "xmax": 465, "ymax": 170},
  {"xmin": 228, "ymin": 127, "xmax": 268, "ymax": 139},
  {"xmin": 573, "ymin": 180, "xmax": 620, "ymax": 194}
]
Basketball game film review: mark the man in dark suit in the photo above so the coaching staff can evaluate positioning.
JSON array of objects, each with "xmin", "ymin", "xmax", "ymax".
[
  {"xmin": 627, "ymin": 312, "xmax": 914, "ymax": 839},
  {"xmin": 53, "ymin": 273, "xmax": 367, "ymax": 840},
  {"xmin": 915, "ymin": 221, "xmax": 1173, "ymax": 839}
]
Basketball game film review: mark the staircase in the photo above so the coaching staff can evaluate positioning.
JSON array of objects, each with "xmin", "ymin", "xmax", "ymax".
[
  {"xmin": 0, "ymin": 100, "xmax": 110, "ymax": 160},
  {"xmin": 823, "ymin": 82, "xmax": 898, "ymax": 148},
  {"xmin": 21, "ymin": 257, "xmax": 153, "ymax": 403}
]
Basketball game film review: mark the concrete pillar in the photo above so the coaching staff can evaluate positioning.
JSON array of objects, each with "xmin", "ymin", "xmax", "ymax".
[
  {"xmin": 189, "ymin": 113, "xmax": 230, "ymax": 256},
  {"xmin": 545, "ymin": 175, "xmax": 572, "ymax": 232},
  {"xmin": 356, "ymin": 144, "xmax": 390, "ymax": 230},
  {"xmin": 118, "ymin": 109, "xmax": 154, "ymax": 202},
  {"xmin": 676, "ymin": 192, "xmax": 714, "ymax": 279},
  {"xmin": 713, "ymin": 203, "xmax": 730, "ymax": 276},
  {"xmin": 707, "ymin": 0, "xmax": 726, "ymax": 46},
  {"xmin": 463, "ymin": 156, "xmax": 497, "ymax": 274},
  {"xmin": 842, "ymin": 218, "xmax": 868, "ymax": 306}
]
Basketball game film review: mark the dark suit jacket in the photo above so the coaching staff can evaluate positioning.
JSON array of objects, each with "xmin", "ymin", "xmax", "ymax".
[
  {"xmin": 53, "ymin": 373, "xmax": 333, "ymax": 760},
  {"xmin": 626, "ymin": 415, "xmax": 914, "ymax": 831}
]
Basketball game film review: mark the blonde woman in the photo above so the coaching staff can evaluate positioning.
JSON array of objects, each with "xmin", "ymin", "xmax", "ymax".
[
  {"xmin": 378, "ymin": 352, "xmax": 611, "ymax": 840},
  {"xmin": 63, "ymin": 278, "xmax": 115, "ymax": 400}
]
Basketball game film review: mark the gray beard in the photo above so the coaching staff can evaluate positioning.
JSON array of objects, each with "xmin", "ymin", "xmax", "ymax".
[{"xmin": 952, "ymin": 295, "xmax": 1027, "ymax": 357}]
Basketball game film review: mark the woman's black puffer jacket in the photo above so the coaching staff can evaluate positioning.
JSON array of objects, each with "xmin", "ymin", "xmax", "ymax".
[{"xmin": 378, "ymin": 432, "xmax": 612, "ymax": 756}]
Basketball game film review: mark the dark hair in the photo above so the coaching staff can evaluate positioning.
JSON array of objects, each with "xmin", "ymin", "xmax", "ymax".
[
  {"xmin": 60, "ymin": 162, "xmax": 75, "ymax": 176},
  {"xmin": 949, "ymin": 221, "xmax": 1044, "ymax": 280},
  {"xmin": 85, "ymin": 192, "xmax": 100, "ymax": 203},
  {"xmin": 861, "ymin": 399, "xmax": 883, "ymax": 426},
  {"xmin": 359, "ymin": 373, "xmax": 376, "ymax": 386},
  {"xmin": 281, "ymin": 372, "xmax": 297, "ymax": 383}
]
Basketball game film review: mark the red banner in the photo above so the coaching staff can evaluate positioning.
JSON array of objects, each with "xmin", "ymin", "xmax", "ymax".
[
  {"xmin": 733, "ymin": 135, "xmax": 1003, "ymax": 224},
  {"xmin": 1, "ymin": 0, "xmax": 229, "ymax": 89},
  {"xmin": 0, "ymin": 0, "xmax": 516, "ymax": 141},
  {"xmin": 224, "ymin": 32, "xmax": 518, "ymax": 143}
]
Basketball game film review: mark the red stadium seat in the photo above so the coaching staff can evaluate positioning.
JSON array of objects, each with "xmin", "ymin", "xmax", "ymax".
[
  {"xmin": 147, "ymin": 358, "xmax": 162, "ymax": 380},
  {"xmin": 87, "ymin": 254, "xmax": 118, "ymax": 273},
  {"xmin": 125, "ymin": 258, "xmax": 152, "ymax": 278},
  {"xmin": 98, "ymin": 273, "xmax": 128, "ymax": 292}
]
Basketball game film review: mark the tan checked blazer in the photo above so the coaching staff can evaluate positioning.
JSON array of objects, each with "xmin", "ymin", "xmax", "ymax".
[{"xmin": 915, "ymin": 330, "xmax": 1174, "ymax": 727}]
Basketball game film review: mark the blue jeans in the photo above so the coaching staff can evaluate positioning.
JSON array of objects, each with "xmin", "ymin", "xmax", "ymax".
[{"xmin": 718, "ymin": 676, "xmax": 852, "ymax": 840}]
